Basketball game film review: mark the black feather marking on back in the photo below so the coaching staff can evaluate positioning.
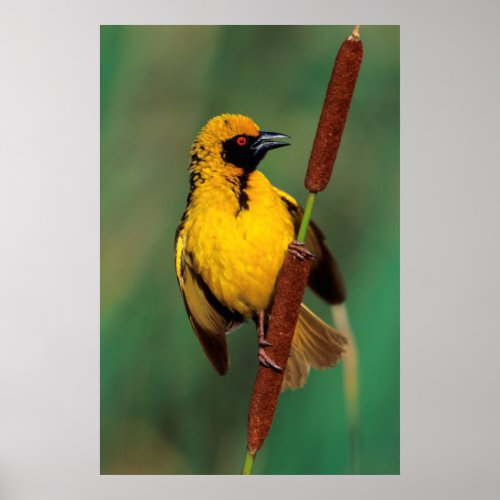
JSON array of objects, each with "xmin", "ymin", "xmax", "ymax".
[
  {"xmin": 235, "ymin": 172, "xmax": 250, "ymax": 215},
  {"xmin": 175, "ymin": 210, "xmax": 187, "ymax": 246},
  {"xmin": 189, "ymin": 170, "xmax": 204, "ymax": 189},
  {"xmin": 176, "ymin": 168, "xmax": 205, "ymax": 248},
  {"xmin": 280, "ymin": 195, "xmax": 301, "ymax": 230},
  {"xmin": 184, "ymin": 170, "xmax": 205, "ymax": 207}
]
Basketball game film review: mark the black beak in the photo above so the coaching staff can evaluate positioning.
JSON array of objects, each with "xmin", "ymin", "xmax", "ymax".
[{"xmin": 251, "ymin": 131, "xmax": 291, "ymax": 156}]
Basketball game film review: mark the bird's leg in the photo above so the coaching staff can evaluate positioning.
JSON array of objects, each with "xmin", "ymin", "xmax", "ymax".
[
  {"xmin": 257, "ymin": 310, "xmax": 271, "ymax": 346},
  {"xmin": 257, "ymin": 310, "xmax": 282, "ymax": 372},
  {"xmin": 288, "ymin": 240, "xmax": 316, "ymax": 261}
]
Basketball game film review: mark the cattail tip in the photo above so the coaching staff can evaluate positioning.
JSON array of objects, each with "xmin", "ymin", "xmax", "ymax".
[{"xmin": 349, "ymin": 25, "xmax": 361, "ymax": 41}]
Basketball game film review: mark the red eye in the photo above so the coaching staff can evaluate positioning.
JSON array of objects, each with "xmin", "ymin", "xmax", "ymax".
[{"xmin": 236, "ymin": 136, "xmax": 247, "ymax": 146}]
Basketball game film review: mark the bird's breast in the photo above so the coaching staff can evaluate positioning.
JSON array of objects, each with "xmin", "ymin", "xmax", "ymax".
[{"xmin": 185, "ymin": 173, "xmax": 294, "ymax": 317}]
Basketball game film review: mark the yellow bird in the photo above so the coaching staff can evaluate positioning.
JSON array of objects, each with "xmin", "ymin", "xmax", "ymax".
[{"xmin": 175, "ymin": 114, "xmax": 347, "ymax": 389}]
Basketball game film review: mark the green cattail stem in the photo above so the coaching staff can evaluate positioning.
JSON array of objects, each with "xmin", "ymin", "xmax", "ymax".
[
  {"xmin": 297, "ymin": 192, "xmax": 316, "ymax": 243},
  {"xmin": 241, "ymin": 448, "xmax": 255, "ymax": 475}
]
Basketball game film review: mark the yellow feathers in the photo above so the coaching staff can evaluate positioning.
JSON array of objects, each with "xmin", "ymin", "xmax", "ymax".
[
  {"xmin": 175, "ymin": 114, "xmax": 347, "ymax": 386},
  {"xmin": 198, "ymin": 114, "xmax": 260, "ymax": 144},
  {"xmin": 182, "ymin": 169, "xmax": 294, "ymax": 317}
]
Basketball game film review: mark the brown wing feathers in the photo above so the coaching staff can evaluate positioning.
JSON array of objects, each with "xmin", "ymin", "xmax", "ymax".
[
  {"xmin": 283, "ymin": 304, "xmax": 347, "ymax": 391},
  {"xmin": 306, "ymin": 219, "xmax": 346, "ymax": 304}
]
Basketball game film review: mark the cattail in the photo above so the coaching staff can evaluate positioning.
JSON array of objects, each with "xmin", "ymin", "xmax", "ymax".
[
  {"xmin": 243, "ymin": 26, "xmax": 363, "ymax": 473},
  {"xmin": 247, "ymin": 254, "xmax": 310, "ymax": 454},
  {"xmin": 305, "ymin": 28, "xmax": 363, "ymax": 192}
]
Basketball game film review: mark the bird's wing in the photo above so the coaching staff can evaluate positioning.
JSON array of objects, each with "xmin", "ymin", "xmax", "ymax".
[
  {"xmin": 283, "ymin": 304, "xmax": 347, "ymax": 390},
  {"xmin": 274, "ymin": 187, "xmax": 346, "ymax": 304},
  {"xmin": 175, "ymin": 222, "xmax": 242, "ymax": 375}
]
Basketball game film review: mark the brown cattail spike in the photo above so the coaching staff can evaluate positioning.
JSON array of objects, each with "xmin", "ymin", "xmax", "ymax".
[
  {"xmin": 247, "ymin": 254, "xmax": 310, "ymax": 454},
  {"xmin": 305, "ymin": 33, "xmax": 363, "ymax": 193}
]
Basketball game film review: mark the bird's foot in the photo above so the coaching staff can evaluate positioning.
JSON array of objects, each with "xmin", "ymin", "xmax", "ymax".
[
  {"xmin": 288, "ymin": 240, "xmax": 315, "ymax": 261},
  {"xmin": 258, "ymin": 336, "xmax": 272, "ymax": 348},
  {"xmin": 258, "ymin": 336, "xmax": 282, "ymax": 371},
  {"xmin": 258, "ymin": 346, "xmax": 283, "ymax": 372}
]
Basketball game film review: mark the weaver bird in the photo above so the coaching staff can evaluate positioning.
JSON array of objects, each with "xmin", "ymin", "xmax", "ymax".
[{"xmin": 175, "ymin": 114, "xmax": 347, "ymax": 390}]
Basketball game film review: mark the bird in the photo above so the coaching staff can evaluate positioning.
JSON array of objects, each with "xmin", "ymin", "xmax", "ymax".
[{"xmin": 175, "ymin": 114, "xmax": 347, "ymax": 390}]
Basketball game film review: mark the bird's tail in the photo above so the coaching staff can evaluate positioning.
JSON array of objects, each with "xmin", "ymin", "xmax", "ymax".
[{"xmin": 283, "ymin": 304, "xmax": 348, "ymax": 391}]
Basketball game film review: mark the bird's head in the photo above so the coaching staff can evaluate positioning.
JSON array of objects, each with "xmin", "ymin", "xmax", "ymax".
[{"xmin": 190, "ymin": 114, "xmax": 290, "ymax": 175}]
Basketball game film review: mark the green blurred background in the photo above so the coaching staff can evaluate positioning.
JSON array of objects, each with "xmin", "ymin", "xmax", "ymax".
[{"xmin": 100, "ymin": 25, "xmax": 399, "ymax": 475}]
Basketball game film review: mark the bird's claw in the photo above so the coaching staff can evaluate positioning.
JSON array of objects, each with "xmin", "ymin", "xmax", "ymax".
[
  {"xmin": 258, "ymin": 337, "xmax": 273, "ymax": 348},
  {"xmin": 257, "ymin": 310, "xmax": 281, "ymax": 370},
  {"xmin": 288, "ymin": 240, "xmax": 315, "ymax": 261},
  {"xmin": 258, "ymin": 347, "xmax": 283, "ymax": 371}
]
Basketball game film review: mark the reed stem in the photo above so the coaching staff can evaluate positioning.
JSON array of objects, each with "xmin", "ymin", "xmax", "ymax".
[
  {"xmin": 332, "ymin": 303, "xmax": 361, "ymax": 473},
  {"xmin": 297, "ymin": 192, "xmax": 316, "ymax": 243},
  {"xmin": 241, "ymin": 448, "xmax": 255, "ymax": 475}
]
